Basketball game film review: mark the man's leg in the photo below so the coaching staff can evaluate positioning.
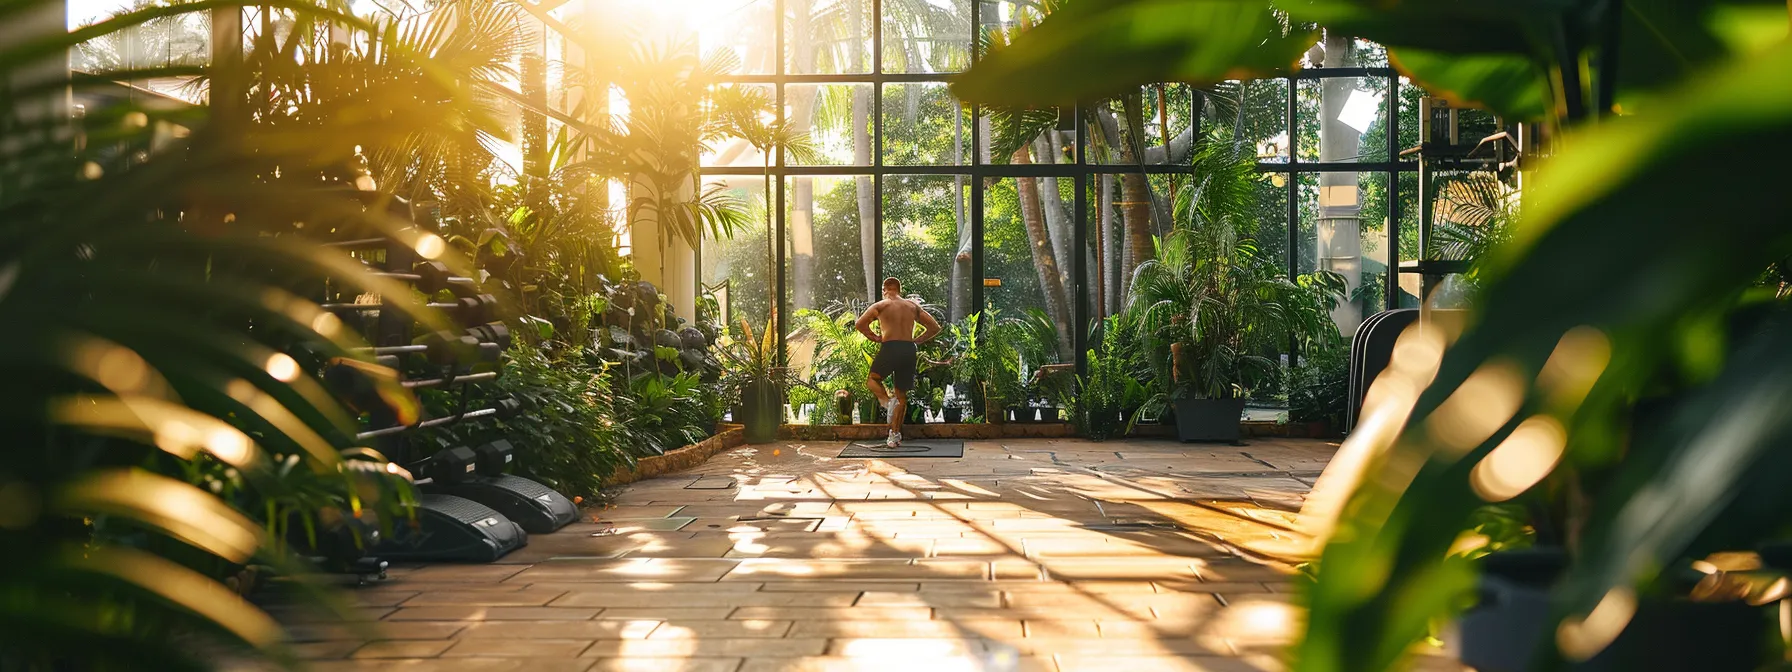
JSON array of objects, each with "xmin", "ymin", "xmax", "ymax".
[
  {"xmin": 889, "ymin": 389, "xmax": 907, "ymax": 436},
  {"xmin": 867, "ymin": 373, "xmax": 890, "ymax": 411}
]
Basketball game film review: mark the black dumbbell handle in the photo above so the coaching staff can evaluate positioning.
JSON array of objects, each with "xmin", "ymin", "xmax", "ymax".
[
  {"xmin": 352, "ymin": 344, "xmax": 430, "ymax": 356},
  {"xmin": 401, "ymin": 371, "xmax": 498, "ymax": 389},
  {"xmin": 324, "ymin": 237, "xmax": 390, "ymax": 249},
  {"xmin": 320, "ymin": 301, "xmax": 473, "ymax": 313},
  {"xmin": 354, "ymin": 406, "xmax": 499, "ymax": 440}
]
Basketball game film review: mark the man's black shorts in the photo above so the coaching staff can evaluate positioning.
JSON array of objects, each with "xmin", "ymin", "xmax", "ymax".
[{"xmin": 869, "ymin": 340, "xmax": 918, "ymax": 392}]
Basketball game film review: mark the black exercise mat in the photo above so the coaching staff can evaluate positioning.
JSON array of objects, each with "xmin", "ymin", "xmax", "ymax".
[{"xmin": 838, "ymin": 440, "xmax": 964, "ymax": 458}]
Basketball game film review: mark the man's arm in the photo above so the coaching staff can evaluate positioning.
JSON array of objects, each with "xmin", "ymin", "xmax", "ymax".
[
  {"xmin": 915, "ymin": 306, "xmax": 942, "ymax": 344},
  {"xmin": 855, "ymin": 302, "xmax": 883, "ymax": 343}
]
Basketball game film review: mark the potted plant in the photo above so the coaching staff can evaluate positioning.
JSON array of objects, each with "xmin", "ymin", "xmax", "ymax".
[
  {"xmin": 956, "ymin": 1, "xmax": 1792, "ymax": 668},
  {"xmin": 1124, "ymin": 140, "xmax": 1344, "ymax": 443},
  {"xmin": 1078, "ymin": 316, "xmax": 1134, "ymax": 440},
  {"xmin": 947, "ymin": 312, "xmax": 1022, "ymax": 425},
  {"xmin": 718, "ymin": 317, "xmax": 784, "ymax": 444},
  {"xmin": 943, "ymin": 401, "xmax": 965, "ymax": 424}
]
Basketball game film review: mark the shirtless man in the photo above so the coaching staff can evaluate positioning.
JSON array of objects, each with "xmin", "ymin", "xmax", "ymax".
[{"xmin": 855, "ymin": 277, "xmax": 942, "ymax": 447}]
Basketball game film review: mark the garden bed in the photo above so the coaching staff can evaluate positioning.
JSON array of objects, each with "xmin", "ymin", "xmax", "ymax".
[{"xmin": 604, "ymin": 424, "xmax": 747, "ymax": 486}]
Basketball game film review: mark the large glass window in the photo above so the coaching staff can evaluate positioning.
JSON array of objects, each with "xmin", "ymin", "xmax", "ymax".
[{"xmin": 689, "ymin": 0, "xmax": 1419, "ymax": 381}]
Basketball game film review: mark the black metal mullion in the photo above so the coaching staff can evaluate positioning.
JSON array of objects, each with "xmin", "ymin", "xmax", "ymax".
[
  {"xmin": 969, "ymin": 0, "xmax": 984, "ymax": 317},
  {"xmin": 872, "ymin": 0, "xmax": 885, "ymax": 288},
  {"xmin": 1291, "ymin": 66, "xmax": 1395, "ymax": 79},
  {"xmin": 1285, "ymin": 75, "xmax": 1299, "ymax": 367},
  {"xmin": 1385, "ymin": 72, "xmax": 1401, "ymax": 312},
  {"xmin": 1257, "ymin": 161, "xmax": 1416, "ymax": 173},
  {"xmin": 774, "ymin": 0, "xmax": 788, "ymax": 368}
]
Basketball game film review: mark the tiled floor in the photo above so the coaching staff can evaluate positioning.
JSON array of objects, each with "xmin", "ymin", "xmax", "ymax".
[{"xmin": 284, "ymin": 436, "xmax": 1446, "ymax": 671}]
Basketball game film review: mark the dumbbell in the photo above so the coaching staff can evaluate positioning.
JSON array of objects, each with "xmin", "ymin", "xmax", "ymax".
[
  {"xmin": 418, "ymin": 446, "xmax": 479, "ymax": 484},
  {"xmin": 361, "ymin": 260, "xmax": 475, "ymax": 294},
  {"xmin": 466, "ymin": 322, "xmax": 512, "ymax": 350},
  {"xmin": 320, "ymin": 293, "xmax": 499, "ymax": 325},
  {"xmin": 411, "ymin": 261, "xmax": 479, "ymax": 295},
  {"xmin": 493, "ymin": 396, "xmax": 524, "ymax": 420},
  {"xmin": 323, "ymin": 358, "xmax": 403, "ymax": 414},
  {"xmin": 418, "ymin": 330, "xmax": 483, "ymax": 367},
  {"xmin": 471, "ymin": 439, "xmax": 515, "ymax": 476}
]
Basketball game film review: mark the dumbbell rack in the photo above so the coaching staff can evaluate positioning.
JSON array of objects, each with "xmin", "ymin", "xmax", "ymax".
[{"xmin": 310, "ymin": 195, "xmax": 568, "ymax": 574}]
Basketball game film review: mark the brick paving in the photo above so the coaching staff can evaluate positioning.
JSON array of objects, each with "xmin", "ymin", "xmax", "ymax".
[{"xmin": 284, "ymin": 436, "xmax": 1455, "ymax": 671}]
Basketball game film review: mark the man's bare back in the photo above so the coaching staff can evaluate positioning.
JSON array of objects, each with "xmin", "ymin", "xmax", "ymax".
[{"xmin": 863, "ymin": 297, "xmax": 925, "ymax": 342}]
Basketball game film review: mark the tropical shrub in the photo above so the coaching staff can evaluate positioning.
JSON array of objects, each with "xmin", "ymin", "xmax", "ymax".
[
  {"xmin": 1125, "ymin": 138, "xmax": 1346, "ymax": 405},
  {"xmin": 1287, "ymin": 343, "xmax": 1349, "ymax": 431}
]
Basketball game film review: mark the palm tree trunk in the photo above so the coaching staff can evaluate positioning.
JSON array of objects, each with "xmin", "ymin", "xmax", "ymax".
[
  {"xmin": 1098, "ymin": 106, "xmax": 1156, "ymax": 301},
  {"xmin": 1012, "ymin": 147, "xmax": 1074, "ymax": 361},
  {"xmin": 950, "ymin": 106, "xmax": 970, "ymax": 321},
  {"xmin": 1099, "ymin": 173, "xmax": 1116, "ymax": 316},
  {"xmin": 1036, "ymin": 133, "xmax": 1073, "ymax": 291},
  {"xmin": 855, "ymin": 90, "xmax": 877, "ymax": 303}
]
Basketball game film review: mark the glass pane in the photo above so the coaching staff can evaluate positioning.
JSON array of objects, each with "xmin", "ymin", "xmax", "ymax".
[
  {"xmin": 983, "ymin": 177, "xmax": 1074, "ymax": 368},
  {"xmin": 1296, "ymin": 76, "xmax": 1390, "ymax": 163},
  {"xmin": 1213, "ymin": 79, "xmax": 1289, "ymax": 164},
  {"xmin": 1354, "ymin": 39, "xmax": 1390, "ymax": 67},
  {"xmin": 1084, "ymin": 85, "xmax": 1196, "ymax": 166},
  {"xmin": 981, "ymin": 112, "xmax": 1073, "ymax": 166},
  {"xmin": 785, "ymin": 175, "xmax": 875, "ymax": 314},
  {"xmin": 1295, "ymin": 170, "xmax": 1388, "ymax": 334},
  {"xmin": 883, "ymin": 175, "xmax": 971, "ymax": 320},
  {"xmin": 703, "ymin": 83, "xmax": 775, "ymax": 168},
  {"xmin": 1395, "ymin": 170, "xmax": 1421, "ymax": 308},
  {"xmin": 1254, "ymin": 172, "xmax": 1292, "ymax": 270},
  {"xmin": 694, "ymin": 0, "xmax": 778, "ymax": 75},
  {"xmin": 1398, "ymin": 77, "xmax": 1424, "ymax": 162},
  {"xmin": 787, "ymin": 84, "xmax": 873, "ymax": 166},
  {"xmin": 882, "ymin": 82, "xmax": 970, "ymax": 166},
  {"xmin": 788, "ymin": 0, "xmax": 873, "ymax": 75},
  {"xmin": 1296, "ymin": 171, "xmax": 1318, "ymax": 274},
  {"xmin": 883, "ymin": 0, "xmax": 971, "ymax": 73},
  {"xmin": 701, "ymin": 176, "xmax": 773, "ymax": 332}
]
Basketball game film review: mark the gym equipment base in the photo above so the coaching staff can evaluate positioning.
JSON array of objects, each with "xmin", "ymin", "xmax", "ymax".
[
  {"xmin": 838, "ymin": 440, "xmax": 964, "ymax": 458},
  {"xmin": 377, "ymin": 494, "xmax": 527, "ymax": 562},
  {"xmin": 432, "ymin": 474, "xmax": 578, "ymax": 534}
]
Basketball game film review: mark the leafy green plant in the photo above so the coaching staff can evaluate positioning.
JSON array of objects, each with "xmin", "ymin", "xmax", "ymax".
[
  {"xmin": 1125, "ymin": 138, "xmax": 1345, "ymax": 405},
  {"xmin": 956, "ymin": 0, "xmax": 1792, "ymax": 670},
  {"xmin": 792, "ymin": 305, "xmax": 876, "ymax": 411},
  {"xmin": 944, "ymin": 312, "xmax": 1024, "ymax": 420},
  {"xmin": 1, "ymin": 0, "xmax": 465, "ymax": 665},
  {"xmin": 416, "ymin": 341, "xmax": 630, "ymax": 501},
  {"xmin": 1079, "ymin": 315, "xmax": 1149, "ymax": 440},
  {"xmin": 1287, "ymin": 343, "xmax": 1349, "ymax": 430}
]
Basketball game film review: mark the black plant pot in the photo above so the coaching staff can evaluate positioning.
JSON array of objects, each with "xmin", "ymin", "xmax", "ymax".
[
  {"xmin": 1461, "ymin": 548, "xmax": 1767, "ymax": 672},
  {"xmin": 907, "ymin": 406, "xmax": 928, "ymax": 425},
  {"xmin": 944, "ymin": 407, "xmax": 964, "ymax": 423},
  {"xmin": 836, "ymin": 396, "xmax": 855, "ymax": 425},
  {"xmin": 1172, "ymin": 398, "xmax": 1246, "ymax": 443},
  {"xmin": 742, "ymin": 378, "xmax": 782, "ymax": 445}
]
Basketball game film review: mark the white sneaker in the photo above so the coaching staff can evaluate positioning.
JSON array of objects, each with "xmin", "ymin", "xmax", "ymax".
[{"xmin": 886, "ymin": 431, "xmax": 902, "ymax": 448}]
